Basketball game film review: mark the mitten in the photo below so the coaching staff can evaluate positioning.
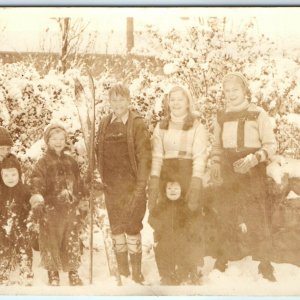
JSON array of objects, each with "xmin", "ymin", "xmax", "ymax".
[
  {"xmin": 78, "ymin": 199, "xmax": 89, "ymax": 212},
  {"xmin": 210, "ymin": 162, "xmax": 223, "ymax": 186},
  {"xmin": 30, "ymin": 194, "xmax": 45, "ymax": 219},
  {"xmin": 233, "ymin": 153, "xmax": 259, "ymax": 174},
  {"xmin": 187, "ymin": 177, "xmax": 203, "ymax": 212},
  {"xmin": 239, "ymin": 223, "xmax": 247, "ymax": 234},
  {"xmin": 29, "ymin": 194, "xmax": 44, "ymax": 209},
  {"xmin": 147, "ymin": 176, "xmax": 160, "ymax": 212}
]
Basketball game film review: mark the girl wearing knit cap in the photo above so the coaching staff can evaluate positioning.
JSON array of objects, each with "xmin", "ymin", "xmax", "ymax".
[
  {"xmin": 210, "ymin": 72, "xmax": 277, "ymax": 281},
  {"xmin": 29, "ymin": 122, "xmax": 88, "ymax": 286},
  {"xmin": 0, "ymin": 154, "xmax": 33, "ymax": 286},
  {"xmin": 148, "ymin": 85, "xmax": 208, "ymax": 285}
]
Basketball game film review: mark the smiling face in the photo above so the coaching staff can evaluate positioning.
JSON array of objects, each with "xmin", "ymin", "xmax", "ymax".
[
  {"xmin": 166, "ymin": 181, "xmax": 181, "ymax": 201},
  {"xmin": 109, "ymin": 94, "xmax": 130, "ymax": 118},
  {"xmin": 48, "ymin": 130, "xmax": 66, "ymax": 154},
  {"xmin": 223, "ymin": 76, "xmax": 247, "ymax": 107},
  {"xmin": 168, "ymin": 90, "xmax": 189, "ymax": 118},
  {"xmin": 1, "ymin": 168, "xmax": 19, "ymax": 188}
]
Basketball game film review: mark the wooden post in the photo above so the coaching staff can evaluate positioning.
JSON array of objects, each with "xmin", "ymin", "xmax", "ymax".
[{"xmin": 127, "ymin": 17, "xmax": 134, "ymax": 53}]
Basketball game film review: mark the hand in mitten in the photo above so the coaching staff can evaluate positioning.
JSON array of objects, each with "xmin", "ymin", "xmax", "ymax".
[
  {"xmin": 147, "ymin": 176, "xmax": 160, "ymax": 212},
  {"xmin": 210, "ymin": 162, "xmax": 223, "ymax": 186},
  {"xmin": 239, "ymin": 223, "xmax": 247, "ymax": 234},
  {"xmin": 29, "ymin": 194, "xmax": 45, "ymax": 218},
  {"xmin": 78, "ymin": 199, "xmax": 89, "ymax": 212},
  {"xmin": 187, "ymin": 177, "xmax": 203, "ymax": 212},
  {"xmin": 233, "ymin": 153, "xmax": 259, "ymax": 174}
]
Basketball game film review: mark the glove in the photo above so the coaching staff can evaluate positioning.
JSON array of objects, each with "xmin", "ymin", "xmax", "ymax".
[
  {"xmin": 147, "ymin": 176, "xmax": 160, "ymax": 212},
  {"xmin": 29, "ymin": 194, "xmax": 45, "ymax": 219},
  {"xmin": 239, "ymin": 223, "xmax": 247, "ymax": 234},
  {"xmin": 29, "ymin": 194, "xmax": 44, "ymax": 209},
  {"xmin": 78, "ymin": 199, "xmax": 89, "ymax": 212},
  {"xmin": 187, "ymin": 177, "xmax": 203, "ymax": 212},
  {"xmin": 210, "ymin": 162, "xmax": 223, "ymax": 186},
  {"xmin": 233, "ymin": 153, "xmax": 259, "ymax": 174}
]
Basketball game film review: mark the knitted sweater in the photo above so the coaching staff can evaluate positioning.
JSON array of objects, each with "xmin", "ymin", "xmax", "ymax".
[
  {"xmin": 211, "ymin": 103, "xmax": 277, "ymax": 161},
  {"xmin": 151, "ymin": 116, "xmax": 208, "ymax": 178}
]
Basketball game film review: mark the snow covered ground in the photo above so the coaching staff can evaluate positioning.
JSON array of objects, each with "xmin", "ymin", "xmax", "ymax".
[{"xmin": 2, "ymin": 217, "xmax": 300, "ymax": 296}]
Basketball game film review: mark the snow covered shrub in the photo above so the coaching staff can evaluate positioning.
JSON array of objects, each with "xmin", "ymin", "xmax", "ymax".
[{"xmin": 132, "ymin": 17, "xmax": 300, "ymax": 158}]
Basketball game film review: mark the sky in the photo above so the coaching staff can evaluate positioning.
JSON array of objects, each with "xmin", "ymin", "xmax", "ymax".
[{"xmin": 0, "ymin": 7, "xmax": 300, "ymax": 54}]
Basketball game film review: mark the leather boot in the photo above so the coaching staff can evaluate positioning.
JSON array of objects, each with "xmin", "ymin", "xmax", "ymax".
[
  {"xmin": 130, "ymin": 253, "xmax": 144, "ymax": 284},
  {"xmin": 258, "ymin": 261, "xmax": 276, "ymax": 282},
  {"xmin": 116, "ymin": 251, "xmax": 130, "ymax": 277}
]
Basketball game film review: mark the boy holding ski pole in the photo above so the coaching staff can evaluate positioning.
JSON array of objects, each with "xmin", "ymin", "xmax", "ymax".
[{"xmin": 96, "ymin": 83, "xmax": 151, "ymax": 284}]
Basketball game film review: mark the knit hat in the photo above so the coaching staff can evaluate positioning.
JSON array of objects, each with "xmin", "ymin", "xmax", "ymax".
[
  {"xmin": 0, "ymin": 127, "xmax": 13, "ymax": 147},
  {"xmin": 222, "ymin": 72, "xmax": 249, "ymax": 90},
  {"xmin": 161, "ymin": 85, "xmax": 196, "ymax": 130},
  {"xmin": 43, "ymin": 121, "xmax": 67, "ymax": 144},
  {"xmin": 1, "ymin": 153, "xmax": 22, "ymax": 176}
]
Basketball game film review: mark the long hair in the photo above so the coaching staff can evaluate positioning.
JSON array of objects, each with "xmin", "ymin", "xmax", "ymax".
[{"xmin": 160, "ymin": 85, "xmax": 196, "ymax": 130}]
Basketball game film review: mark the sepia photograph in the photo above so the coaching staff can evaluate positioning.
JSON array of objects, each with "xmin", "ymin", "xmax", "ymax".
[{"xmin": 0, "ymin": 6, "xmax": 299, "ymax": 296}]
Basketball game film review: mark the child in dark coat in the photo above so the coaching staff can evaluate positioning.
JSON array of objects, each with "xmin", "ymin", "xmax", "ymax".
[
  {"xmin": 0, "ymin": 154, "xmax": 33, "ymax": 286},
  {"xmin": 30, "ymin": 122, "xmax": 87, "ymax": 286},
  {"xmin": 96, "ymin": 84, "xmax": 151, "ymax": 283}
]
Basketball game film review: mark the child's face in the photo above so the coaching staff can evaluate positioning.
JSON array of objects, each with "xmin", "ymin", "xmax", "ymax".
[
  {"xmin": 166, "ymin": 182, "xmax": 181, "ymax": 201},
  {"xmin": 109, "ymin": 94, "xmax": 130, "ymax": 118},
  {"xmin": 169, "ymin": 90, "xmax": 189, "ymax": 117},
  {"xmin": 223, "ymin": 78, "xmax": 247, "ymax": 107},
  {"xmin": 0, "ymin": 146, "xmax": 11, "ymax": 162},
  {"xmin": 48, "ymin": 131, "xmax": 66, "ymax": 154},
  {"xmin": 1, "ymin": 168, "xmax": 19, "ymax": 187}
]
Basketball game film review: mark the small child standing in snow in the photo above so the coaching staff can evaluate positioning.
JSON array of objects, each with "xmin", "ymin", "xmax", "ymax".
[
  {"xmin": 149, "ymin": 177, "xmax": 196, "ymax": 285},
  {"xmin": 0, "ymin": 154, "xmax": 34, "ymax": 286},
  {"xmin": 30, "ymin": 122, "xmax": 87, "ymax": 286},
  {"xmin": 96, "ymin": 84, "xmax": 151, "ymax": 284}
]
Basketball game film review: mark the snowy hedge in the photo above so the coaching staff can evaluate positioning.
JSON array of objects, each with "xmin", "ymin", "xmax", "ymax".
[{"xmin": 0, "ymin": 17, "xmax": 300, "ymax": 184}]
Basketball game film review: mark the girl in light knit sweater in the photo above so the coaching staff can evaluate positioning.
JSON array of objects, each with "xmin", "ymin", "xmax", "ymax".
[
  {"xmin": 148, "ymin": 85, "xmax": 208, "ymax": 285},
  {"xmin": 210, "ymin": 72, "xmax": 277, "ymax": 282}
]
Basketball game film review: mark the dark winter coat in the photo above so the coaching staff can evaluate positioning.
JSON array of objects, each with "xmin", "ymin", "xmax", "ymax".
[
  {"xmin": 96, "ymin": 110, "xmax": 152, "ymax": 200},
  {"xmin": 30, "ymin": 149, "xmax": 85, "ymax": 209},
  {"xmin": 30, "ymin": 149, "xmax": 84, "ymax": 272},
  {"xmin": 0, "ymin": 183, "xmax": 31, "ymax": 237},
  {"xmin": 0, "ymin": 183, "xmax": 33, "ymax": 281}
]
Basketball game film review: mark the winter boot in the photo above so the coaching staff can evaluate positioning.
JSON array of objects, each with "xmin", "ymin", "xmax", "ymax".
[
  {"xmin": 48, "ymin": 271, "xmax": 60, "ymax": 286},
  {"xmin": 116, "ymin": 251, "xmax": 130, "ymax": 277},
  {"xmin": 258, "ymin": 261, "xmax": 276, "ymax": 282},
  {"xmin": 160, "ymin": 273, "xmax": 180, "ymax": 286},
  {"xmin": 187, "ymin": 269, "xmax": 203, "ymax": 285},
  {"xmin": 19, "ymin": 271, "xmax": 34, "ymax": 286},
  {"xmin": 130, "ymin": 253, "xmax": 144, "ymax": 284},
  {"xmin": 213, "ymin": 257, "xmax": 228, "ymax": 272},
  {"xmin": 69, "ymin": 271, "xmax": 83, "ymax": 286}
]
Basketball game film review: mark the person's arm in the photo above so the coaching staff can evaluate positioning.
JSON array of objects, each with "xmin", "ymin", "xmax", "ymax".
[
  {"xmin": 30, "ymin": 158, "xmax": 47, "ymax": 197},
  {"xmin": 256, "ymin": 109, "xmax": 277, "ymax": 162},
  {"xmin": 187, "ymin": 121, "xmax": 208, "ymax": 212},
  {"xmin": 210, "ymin": 117, "xmax": 223, "ymax": 163},
  {"xmin": 234, "ymin": 109, "xmax": 277, "ymax": 174},
  {"xmin": 29, "ymin": 158, "xmax": 47, "ymax": 216},
  {"xmin": 192, "ymin": 122, "xmax": 208, "ymax": 178},
  {"xmin": 133, "ymin": 118, "xmax": 152, "ymax": 198}
]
